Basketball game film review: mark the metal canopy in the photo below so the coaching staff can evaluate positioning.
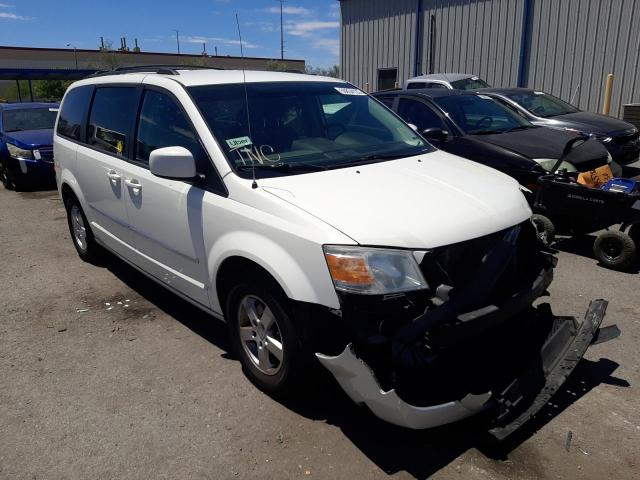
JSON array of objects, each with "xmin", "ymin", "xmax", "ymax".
[{"xmin": 0, "ymin": 68, "xmax": 99, "ymax": 80}]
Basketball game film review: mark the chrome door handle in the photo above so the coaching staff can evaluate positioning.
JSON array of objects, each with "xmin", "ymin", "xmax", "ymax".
[
  {"xmin": 124, "ymin": 178, "xmax": 142, "ymax": 191},
  {"xmin": 107, "ymin": 170, "xmax": 121, "ymax": 181}
]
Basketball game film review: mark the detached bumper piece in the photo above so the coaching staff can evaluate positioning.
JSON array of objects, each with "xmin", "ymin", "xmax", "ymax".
[
  {"xmin": 316, "ymin": 345, "xmax": 492, "ymax": 429},
  {"xmin": 317, "ymin": 300, "xmax": 618, "ymax": 433},
  {"xmin": 489, "ymin": 299, "xmax": 616, "ymax": 439}
]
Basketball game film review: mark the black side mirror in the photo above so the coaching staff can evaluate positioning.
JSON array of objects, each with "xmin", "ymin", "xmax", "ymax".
[{"xmin": 422, "ymin": 127, "xmax": 448, "ymax": 142}]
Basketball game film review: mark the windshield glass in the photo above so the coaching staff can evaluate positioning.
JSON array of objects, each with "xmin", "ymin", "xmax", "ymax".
[
  {"xmin": 188, "ymin": 82, "xmax": 431, "ymax": 177},
  {"xmin": 433, "ymin": 94, "xmax": 533, "ymax": 134},
  {"xmin": 505, "ymin": 91, "xmax": 579, "ymax": 117},
  {"xmin": 2, "ymin": 108, "xmax": 57, "ymax": 132},
  {"xmin": 450, "ymin": 77, "xmax": 490, "ymax": 90}
]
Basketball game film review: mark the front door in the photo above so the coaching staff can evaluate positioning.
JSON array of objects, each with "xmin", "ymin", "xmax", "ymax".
[
  {"xmin": 75, "ymin": 86, "xmax": 138, "ymax": 257},
  {"xmin": 120, "ymin": 88, "xmax": 212, "ymax": 307}
]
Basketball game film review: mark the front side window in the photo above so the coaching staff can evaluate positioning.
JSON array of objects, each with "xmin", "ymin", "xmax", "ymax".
[
  {"xmin": 3, "ymin": 108, "xmax": 58, "ymax": 133},
  {"xmin": 136, "ymin": 90, "xmax": 205, "ymax": 165},
  {"xmin": 87, "ymin": 87, "xmax": 138, "ymax": 156},
  {"xmin": 189, "ymin": 82, "xmax": 431, "ymax": 178},
  {"xmin": 57, "ymin": 86, "xmax": 93, "ymax": 141},
  {"xmin": 450, "ymin": 77, "xmax": 491, "ymax": 90},
  {"xmin": 397, "ymin": 98, "xmax": 447, "ymax": 132},
  {"xmin": 433, "ymin": 94, "xmax": 533, "ymax": 135},
  {"xmin": 505, "ymin": 91, "xmax": 579, "ymax": 118}
]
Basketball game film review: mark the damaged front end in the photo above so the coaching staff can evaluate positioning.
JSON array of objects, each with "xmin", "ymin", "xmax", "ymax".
[{"xmin": 316, "ymin": 221, "xmax": 618, "ymax": 435}]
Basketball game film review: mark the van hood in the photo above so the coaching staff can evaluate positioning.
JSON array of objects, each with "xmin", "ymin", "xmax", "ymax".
[{"xmin": 259, "ymin": 152, "xmax": 532, "ymax": 249}]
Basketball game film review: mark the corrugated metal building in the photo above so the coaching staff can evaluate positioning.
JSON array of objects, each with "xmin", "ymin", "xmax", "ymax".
[{"xmin": 339, "ymin": 0, "xmax": 640, "ymax": 118}]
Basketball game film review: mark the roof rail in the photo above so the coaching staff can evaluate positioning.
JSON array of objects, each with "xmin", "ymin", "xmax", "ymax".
[{"xmin": 87, "ymin": 64, "xmax": 223, "ymax": 78}]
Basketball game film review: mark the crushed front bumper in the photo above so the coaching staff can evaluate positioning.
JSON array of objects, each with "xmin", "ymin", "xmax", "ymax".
[{"xmin": 316, "ymin": 300, "xmax": 617, "ymax": 434}]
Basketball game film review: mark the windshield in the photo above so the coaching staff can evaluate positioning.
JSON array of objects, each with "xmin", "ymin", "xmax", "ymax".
[
  {"xmin": 450, "ymin": 77, "xmax": 490, "ymax": 90},
  {"xmin": 433, "ymin": 94, "xmax": 533, "ymax": 134},
  {"xmin": 2, "ymin": 108, "xmax": 57, "ymax": 132},
  {"xmin": 188, "ymin": 82, "xmax": 431, "ymax": 177},
  {"xmin": 505, "ymin": 91, "xmax": 579, "ymax": 117}
]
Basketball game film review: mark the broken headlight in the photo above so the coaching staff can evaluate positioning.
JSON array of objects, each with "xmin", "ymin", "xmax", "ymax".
[{"xmin": 323, "ymin": 245, "xmax": 428, "ymax": 295}]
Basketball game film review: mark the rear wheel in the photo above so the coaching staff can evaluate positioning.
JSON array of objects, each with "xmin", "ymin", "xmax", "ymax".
[
  {"xmin": 593, "ymin": 230, "xmax": 636, "ymax": 270},
  {"xmin": 226, "ymin": 278, "xmax": 303, "ymax": 395},
  {"xmin": 531, "ymin": 214, "xmax": 556, "ymax": 246},
  {"xmin": 65, "ymin": 196, "xmax": 101, "ymax": 263}
]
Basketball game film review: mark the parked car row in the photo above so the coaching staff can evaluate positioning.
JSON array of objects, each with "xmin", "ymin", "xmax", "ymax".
[
  {"xmin": 375, "ymin": 75, "xmax": 640, "ymax": 269},
  {"xmin": 1, "ymin": 67, "xmax": 624, "ymax": 439}
]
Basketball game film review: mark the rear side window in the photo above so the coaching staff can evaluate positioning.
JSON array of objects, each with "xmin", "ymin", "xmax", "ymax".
[
  {"xmin": 87, "ymin": 87, "xmax": 138, "ymax": 156},
  {"xmin": 407, "ymin": 82, "xmax": 426, "ymax": 90},
  {"xmin": 57, "ymin": 86, "xmax": 92, "ymax": 141}
]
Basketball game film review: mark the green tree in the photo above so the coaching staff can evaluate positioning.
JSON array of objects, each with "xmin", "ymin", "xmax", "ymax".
[{"xmin": 305, "ymin": 65, "xmax": 340, "ymax": 78}]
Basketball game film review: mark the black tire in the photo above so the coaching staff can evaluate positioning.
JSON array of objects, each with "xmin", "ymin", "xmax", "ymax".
[
  {"xmin": 225, "ymin": 277, "xmax": 303, "ymax": 395},
  {"xmin": 629, "ymin": 224, "xmax": 640, "ymax": 246},
  {"xmin": 531, "ymin": 214, "xmax": 556, "ymax": 245},
  {"xmin": 64, "ymin": 195, "xmax": 101, "ymax": 263},
  {"xmin": 593, "ymin": 230, "xmax": 637, "ymax": 270},
  {"xmin": 0, "ymin": 162, "xmax": 15, "ymax": 190}
]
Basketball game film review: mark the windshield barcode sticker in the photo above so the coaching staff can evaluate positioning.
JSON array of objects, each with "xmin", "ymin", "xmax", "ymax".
[
  {"xmin": 477, "ymin": 94, "xmax": 491, "ymax": 100},
  {"xmin": 334, "ymin": 87, "xmax": 366, "ymax": 96},
  {"xmin": 534, "ymin": 91, "xmax": 545, "ymax": 95},
  {"xmin": 226, "ymin": 136, "xmax": 253, "ymax": 150}
]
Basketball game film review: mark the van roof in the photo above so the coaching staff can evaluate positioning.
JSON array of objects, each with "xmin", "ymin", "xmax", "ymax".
[{"xmin": 77, "ymin": 68, "xmax": 344, "ymax": 88}]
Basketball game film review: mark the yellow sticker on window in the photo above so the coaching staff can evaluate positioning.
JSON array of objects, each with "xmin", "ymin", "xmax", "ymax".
[{"xmin": 116, "ymin": 140, "xmax": 124, "ymax": 155}]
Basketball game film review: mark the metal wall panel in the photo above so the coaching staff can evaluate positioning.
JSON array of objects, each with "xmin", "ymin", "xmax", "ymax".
[{"xmin": 340, "ymin": 0, "xmax": 640, "ymax": 117}]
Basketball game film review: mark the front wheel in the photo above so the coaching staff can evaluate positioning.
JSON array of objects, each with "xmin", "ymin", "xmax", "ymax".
[
  {"xmin": 0, "ymin": 162, "xmax": 15, "ymax": 190},
  {"xmin": 593, "ymin": 230, "xmax": 636, "ymax": 270},
  {"xmin": 226, "ymin": 280, "xmax": 303, "ymax": 394},
  {"xmin": 532, "ymin": 214, "xmax": 556, "ymax": 246}
]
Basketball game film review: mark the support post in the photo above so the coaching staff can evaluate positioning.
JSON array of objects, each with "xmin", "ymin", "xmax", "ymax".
[
  {"xmin": 517, "ymin": 0, "xmax": 533, "ymax": 87},
  {"xmin": 16, "ymin": 79, "xmax": 22, "ymax": 102},
  {"xmin": 28, "ymin": 79, "xmax": 34, "ymax": 102},
  {"xmin": 602, "ymin": 74, "xmax": 614, "ymax": 116}
]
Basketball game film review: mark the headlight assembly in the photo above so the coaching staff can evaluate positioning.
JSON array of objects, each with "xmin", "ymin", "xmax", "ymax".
[
  {"xmin": 323, "ymin": 245, "xmax": 428, "ymax": 295},
  {"xmin": 7, "ymin": 144, "xmax": 34, "ymax": 160}
]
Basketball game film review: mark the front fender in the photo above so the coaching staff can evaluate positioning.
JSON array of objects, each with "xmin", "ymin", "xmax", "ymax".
[{"xmin": 207, "ymin": 230, "xmax": 340, "ymax": 314}]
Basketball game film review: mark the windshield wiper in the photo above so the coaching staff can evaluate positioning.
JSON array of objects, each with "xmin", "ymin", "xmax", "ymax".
[
  {"xmin": 329, "ymin": 150, "xmax": 427, "ymax": 169},
  {"xmin": 502, "ymin": 125, "xmax": 531, "ymax": 133},
  {"xmin": 236, "ymin": 162, "xmax": 328, "ymax": 172}
]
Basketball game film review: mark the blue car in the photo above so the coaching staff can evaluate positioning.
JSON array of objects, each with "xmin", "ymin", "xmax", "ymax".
[{"xmin": 0, "ymin": 102, "xmax": 59, "ymax": 190}]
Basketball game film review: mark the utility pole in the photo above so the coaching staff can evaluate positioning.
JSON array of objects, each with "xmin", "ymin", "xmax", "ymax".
[
  {"xmin": 174, "ymin": 30, "xmax": 180, "ymax": 54},
  {"xmin": 279, "ymin": 0, "xmax": 284, "ymax": 59}
]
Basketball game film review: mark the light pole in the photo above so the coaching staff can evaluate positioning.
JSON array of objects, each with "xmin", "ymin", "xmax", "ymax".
[
  {"xmin": 66, "ymin": 43, "xmax": 78, "ymax": 69},
  {"xmin": 174, "ymin": 30, "xmax": 180, "ymax": 54}
]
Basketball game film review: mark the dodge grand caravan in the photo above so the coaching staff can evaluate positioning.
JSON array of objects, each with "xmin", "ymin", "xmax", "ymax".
[{"xmin": 54, "ymin": 67, "xmax": 617, "ymax": 437}]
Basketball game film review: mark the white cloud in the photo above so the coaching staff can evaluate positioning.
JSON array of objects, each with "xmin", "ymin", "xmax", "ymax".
[
  {"xmin": 312, "ymin": 38, "xmax": 339, "ymax": 56},
  {"xmin": 0, "ymin": 3, "xmax": 14, "ymax": 7},
  {"xmin": 0, "ymin": 12, "xmax": 27, "ymax": 20},
  {"xmin": 265, "ymin": 6, "xmax": 311, "ymax": 15},
  {"xmin": 328, "ymin": 3, "xmax": 339, "ymax": 18},
  {"xmin": 184, "ymin": 35, "xmax": 260, "ymax": 49},
  {"xmin": 286, "ymin": 20, "xmax": 339, "ymax": 37}
]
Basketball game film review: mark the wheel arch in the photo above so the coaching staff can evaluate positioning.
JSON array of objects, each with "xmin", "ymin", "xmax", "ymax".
[{"xmin": 208, "ymin": 232, "xmax": 340, "ymax": 315}]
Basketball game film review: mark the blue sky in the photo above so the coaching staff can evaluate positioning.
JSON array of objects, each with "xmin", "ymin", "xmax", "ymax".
[{"xmin": 0, "ymin": 0, "xmax": 340, "ymax": 67}]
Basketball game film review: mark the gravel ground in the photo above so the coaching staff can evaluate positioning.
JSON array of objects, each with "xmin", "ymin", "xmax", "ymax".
[{"xmin": 1, "ymin": 172, "xmax": 639, "ymax": 479}]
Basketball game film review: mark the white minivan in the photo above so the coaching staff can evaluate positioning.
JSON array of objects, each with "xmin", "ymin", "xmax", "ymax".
[{"xmin": 54, "ymin": 67, "xmax": 612, "ymax": 437}]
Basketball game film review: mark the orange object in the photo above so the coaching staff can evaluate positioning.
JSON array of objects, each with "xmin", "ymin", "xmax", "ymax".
[
  {"xmin": 577, "ymin": 164, "xmax": 614, "ymax": 188},
  {"xmin": 325, "ymin": 253, "xmax": 374, "ymax": 285}
]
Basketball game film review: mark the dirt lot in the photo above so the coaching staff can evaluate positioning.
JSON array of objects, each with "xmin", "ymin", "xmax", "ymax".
[{"xmin": 1, "ymin": 179, "xmax": 639, "ymax": 479}]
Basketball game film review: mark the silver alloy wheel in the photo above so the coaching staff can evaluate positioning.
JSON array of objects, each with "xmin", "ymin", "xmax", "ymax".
[
  {"xmin": 70, "ymin": 205, "xmax": 87, "ymax": 251},
  {"xmin": 237, "ymin": 294, "xmax": 284, "ymax": 375}
]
